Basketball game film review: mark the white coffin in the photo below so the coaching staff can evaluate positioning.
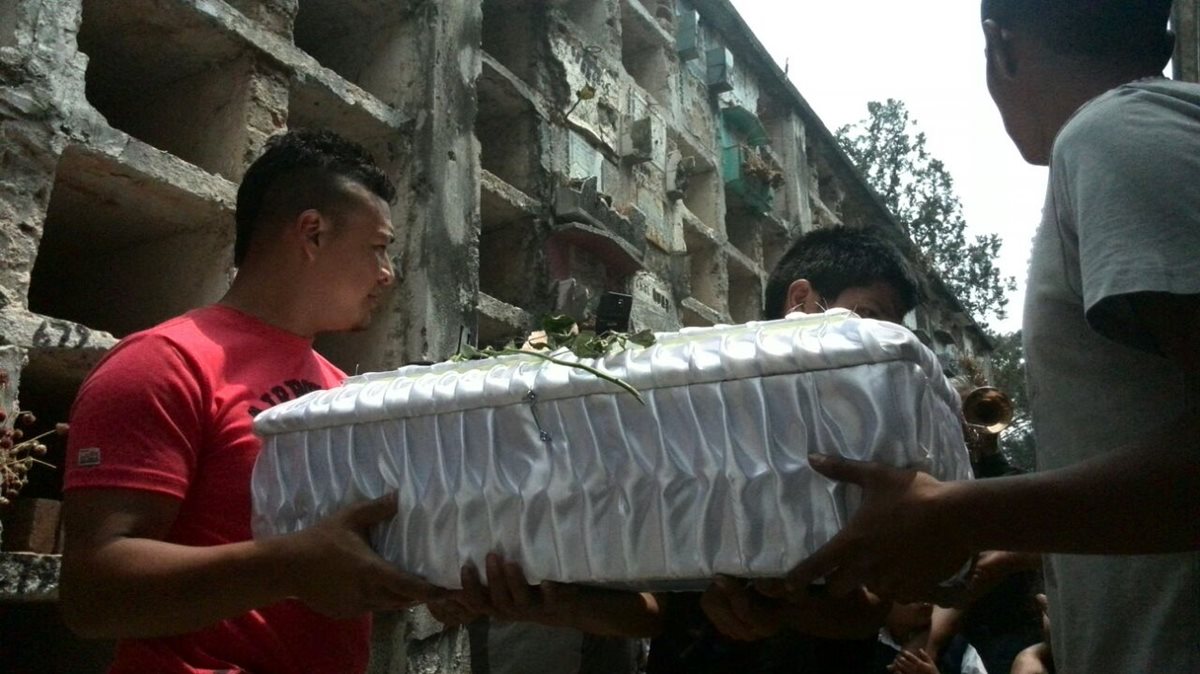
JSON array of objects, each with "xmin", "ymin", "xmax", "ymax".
[{"xmin": 251, "ymin": 310, "xmax": 970, "ymax": 590}]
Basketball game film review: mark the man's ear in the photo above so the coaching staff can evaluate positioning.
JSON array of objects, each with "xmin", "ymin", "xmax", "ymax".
[
  {"xmin": 785, "ymin": 279, "xmax": 822, "ymax": 316},
  {"xmin": 982, "ymin": 19, "xmax": 1017, "ymax": 78},
  {"xmin": 297, "ymin": 209, "xmax": 326, "ymax": 261}
]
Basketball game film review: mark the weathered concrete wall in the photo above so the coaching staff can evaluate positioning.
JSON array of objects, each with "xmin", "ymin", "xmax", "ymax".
[
  {"xmin": 0, "ymin": 0, "xmax": 473, "ymax": 669},
  {"xmin": 469, "ymin": 0, "xmax": 994, "ymax": 368}
]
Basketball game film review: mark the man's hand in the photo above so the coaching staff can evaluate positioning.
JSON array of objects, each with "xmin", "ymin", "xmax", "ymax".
[
  {"xmin": 702, "ymin": 576, "xmax": 887, "ymax": 641},
  {"xmin": 426, "ymin": 598, "xmax": 482, "ymax": 627},
  {"xmin": 700, "ymin": 576, "xmax": 783, "ymax": 641},
  {"xmin": 966, "ymin": 549, "xmax": 1041, "ymax": 598},
  {"xmin": 888, "ymin": 648, "xmax": 940, "ymax": 674},
  {"xmin": 456, "ymin": 553, "xmax": 581, "ymax": 628},
  {"xmin": 785, "ymin": 454, "xmax": 971, "ymax": 604},
  {"xmin": 279, "ymin": 494, "xmax": 444, "ymax": 618},
  {"xmin": 452, "ymin": 554, "xmax": 662, "ymax": 637}
]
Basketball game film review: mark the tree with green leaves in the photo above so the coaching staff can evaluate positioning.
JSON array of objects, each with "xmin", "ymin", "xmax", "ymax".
[
  {"xmin": 835, "ymin": 99, "xmax": 1017, "ymax": 327},
  {"xmin": 988, "ymin": 330, "xmax": 1036, "ymax": 471}
]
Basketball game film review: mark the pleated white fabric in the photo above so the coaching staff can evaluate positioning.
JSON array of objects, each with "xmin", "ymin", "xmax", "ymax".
[{"xmin": 251, "ymin": 310, "xmax": 971, "ymax": 589}]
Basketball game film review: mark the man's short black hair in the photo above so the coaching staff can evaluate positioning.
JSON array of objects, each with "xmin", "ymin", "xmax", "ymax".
[
  {"xmin": 763, "ymin": 225, "xmax": 920, "ymax": 320},
  {"xmin": 981, "ymin": 0, "xmax": 1175, "ymax": 69},
  {"xmin": 234, "ymin": 129, "xmax": 396, "ymax": 266}
]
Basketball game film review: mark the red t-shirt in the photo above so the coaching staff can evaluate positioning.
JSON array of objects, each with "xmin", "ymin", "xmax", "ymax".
[{"xmin": 65, "ymin": 305, "xmax": 370, "ymax": 674}]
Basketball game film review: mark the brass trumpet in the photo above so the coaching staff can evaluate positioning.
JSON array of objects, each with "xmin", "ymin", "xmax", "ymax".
[{"xmin": 963, "ymin": 386, "xmax": 1014, "ymax": 434}]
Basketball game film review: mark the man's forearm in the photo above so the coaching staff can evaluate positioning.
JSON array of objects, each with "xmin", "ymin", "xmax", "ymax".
[
  {"xmin": 61, "ymin": 536, "xmax": 295, "ymax": 639},
  {"xmin": 946, "ymin": 415, "xmax": 1199, "ymax": 554}
]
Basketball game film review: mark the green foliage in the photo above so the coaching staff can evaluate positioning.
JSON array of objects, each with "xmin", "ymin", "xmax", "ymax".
[
  {"xmin": 452, "ymin": 315, "xmax": 655, "ymax": 404},
  {"xmin": 835, "ymin": 99, "xmax": 1017, "ymax": 328},
  {"xmin": 988, "ymin": 330, "xmax": 1036, "ymax": 471}
]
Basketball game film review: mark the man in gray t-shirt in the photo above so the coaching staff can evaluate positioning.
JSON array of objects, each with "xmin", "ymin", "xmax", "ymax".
[{"xmin": 785, "ymin": 2, "xmax": 1199, "ymax": 672}]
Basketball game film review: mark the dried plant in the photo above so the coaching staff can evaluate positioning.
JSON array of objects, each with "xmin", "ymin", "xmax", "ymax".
[
  {"xmin": 452, "ymin": 315, "xmax": 655, "ymax": 404},
  {"xmin": 0, "ymin": 371, "xmax": 64, "ymax": 506}
]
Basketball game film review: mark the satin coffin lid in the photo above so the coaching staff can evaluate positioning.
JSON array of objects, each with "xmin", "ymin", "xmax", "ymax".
[{"xmin": 251, "ymin": 310, "xmax": 971, "ymax": 589}]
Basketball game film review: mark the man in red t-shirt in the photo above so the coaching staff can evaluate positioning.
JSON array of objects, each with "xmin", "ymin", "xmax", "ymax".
[{"xmin": 60, "ymin": 129, "xmax": 441, "ymax": 673}]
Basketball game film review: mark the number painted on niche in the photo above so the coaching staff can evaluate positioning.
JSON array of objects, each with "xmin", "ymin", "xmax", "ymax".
[{"xmin": 32, "ymin": 319, "xmax": 93, "ymax": 349}]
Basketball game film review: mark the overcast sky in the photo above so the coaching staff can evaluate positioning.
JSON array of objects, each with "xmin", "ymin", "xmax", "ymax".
[{"xmin": 728, "ymin": 0, "xmax": 1049, "ymax": 333}]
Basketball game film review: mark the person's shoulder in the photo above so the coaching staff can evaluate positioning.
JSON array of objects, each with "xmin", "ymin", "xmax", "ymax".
[
  {"xmin": 88, "ymin": 308, "xmax": 225, "ymax": 380},
  {"xmin": 1056, "ymin": 79, "xmax": 1200, "ymax": 157},
  {"xmin": 120, "ymin": 305, "xmax": 222, "ymax": 337}
]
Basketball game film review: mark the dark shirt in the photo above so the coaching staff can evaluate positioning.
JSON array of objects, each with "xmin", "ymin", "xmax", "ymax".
[
  {"xmin": 971, "ymin": 451, "xmax": 1023, "ymax": 478},
  {"xmin": 966, "ymin": 452, "xmax": 1043, "ymax": 674},
  {"xmin": 647, "ymin": 592, "xmax": 879, "ymax": 673}
]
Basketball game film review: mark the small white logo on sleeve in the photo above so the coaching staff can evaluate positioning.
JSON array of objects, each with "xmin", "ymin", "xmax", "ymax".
[{"xmin": 77, "ymin": 447, "xmax": 102, "ymax": 467}]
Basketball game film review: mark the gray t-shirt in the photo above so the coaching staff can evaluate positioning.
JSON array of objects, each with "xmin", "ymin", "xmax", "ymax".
[
  {"xmin": 1024, "ymin": 78, "xmax": 1200, "ymax": 672},
  {"xmin": 468, "ymin": 619, "xmax": 640, "ymax": 674}
]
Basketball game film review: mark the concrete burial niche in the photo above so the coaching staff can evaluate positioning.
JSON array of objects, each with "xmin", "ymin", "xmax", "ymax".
[
  {"xmin": 560, "ymin": 0, "xmax": 619, "ymax": 52},
  {"xmin": 481, "ymin": 0, "xmax": 540, "ymax": 87},
  {"xmin": 681, "ymin": 213, "xmax": 726, "ymax": 320},
  {"xmin": 669, "ymin": 128, "xmax": 724, "ymax": 236},
  {"xmin": 479, "ymin": 219, "xmax": 549, "ymax": 313},
  {"xmin": 78, "ymin": 0, "xmax": 259, "ymax": 181},
  {"xmin": 620, "ymin": 0, "xmax": 675, "ymax": 107},
  {"xmin": 293, "ymin": 0, "xmax": 427, "ymax": 108},
  {"xmin": 27, "ymin": 146, "xmax": 233, "ymax": 339},
  {"xmin": 726, "ymin": 245, "xmax": 763, "ymax": 324},
  {"xmin": 476, "ymin": 56, "xmax": 544, "ymax": 198}
]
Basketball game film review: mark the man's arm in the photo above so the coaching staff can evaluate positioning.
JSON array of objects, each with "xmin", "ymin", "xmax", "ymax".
[
  {"xmin": 787, "ymin": 293, "xmax": 1200, "ymax": 601},
  {"xmin": 60, "ymin": 489, "xmax": 442, "ymax": 639},
  {"xmin": 700, "ymin": 576, "xmax": 888, "ymax": 641},
  {"xmin": 924, "ymin": 606, "xmax": 962, "ymax": 660}
]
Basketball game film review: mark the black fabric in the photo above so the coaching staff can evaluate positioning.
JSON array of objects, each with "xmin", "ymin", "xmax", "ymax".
[
  {"xmin": 964, "ymin": 455, "xmax": 1043, "ymax": 674},
  {"xmin": 971, "ymin": 452, "xmax": 1023, "ymax": 478},
  {"xmin": 646, "ymin": 592, "xmax": 883, "ymax": 673}
]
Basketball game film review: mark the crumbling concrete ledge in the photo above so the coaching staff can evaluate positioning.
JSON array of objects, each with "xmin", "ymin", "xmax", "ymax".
[{"xmin": 0, "ymin": 552, "xmax": 60, "ymax": 602}]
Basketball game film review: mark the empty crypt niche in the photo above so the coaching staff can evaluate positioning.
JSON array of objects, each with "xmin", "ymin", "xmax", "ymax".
[
  {"xmin": 479, "ymin": 217, "xmax": 547, "ymax": 313},
  {"xmin": 724, "ymin": 206, "xmax": 764, "ymax": 263},
  {"xmin": 620, "ymin": 0, "xmax": 673, "ymax": 107},
  {"xmin": 293, "ymin": 0, "xmax": 426, "ymax": 107},
  {"xmin": 727, "ymin": 257, "xmax": 763, "ymax": 324},
  {"xmin": 559, "ymin": 0, "xmax": 618, "ymax": 51},
  {"xmin": 27, "ymin": 147, "xmax": 234, "ymax": 339},
  {"xmin": 78, "ymin": 0, "xmax": 258, "ymax": 182},
  {"xmin": 476, "ymin": 64, "xmax": 543, "ymax": 199},
  {"xmin": 481, "ymin": 0, "xmax": 541, "ymax": 87},
  {"xmin": 682, "ymin": 222, "xmax": 724, "ymax": 316},
  {"xmin": 668, "ymin": 132, "xmax": 722, "ymax": 234},
  {"xmin": 761, "ymin": 224, "xmax": 790, "ymax": 277}
]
